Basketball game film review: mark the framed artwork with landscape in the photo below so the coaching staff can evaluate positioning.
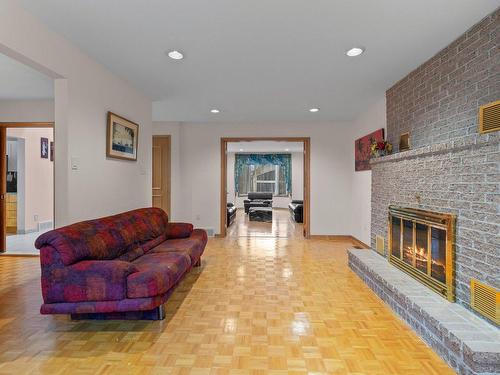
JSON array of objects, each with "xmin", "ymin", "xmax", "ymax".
[
  {"xmin": 106, "ymin": 112, "xmax": 139, "ymax": 161},
  {"xmin": 354, "ymin": 128, "xmax": 384, "ymax": 171}
]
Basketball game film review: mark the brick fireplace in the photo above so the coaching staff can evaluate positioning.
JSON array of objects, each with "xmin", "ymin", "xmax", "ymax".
[
  {"xmin": 388, "ymin": 206, "xmax": 456, "ymax": 301},
  {"xmin": 372, "ymin": 8, "xmax": 499, "ymax": 316},
  {"xmin": 349, "ymin": 8, "xmax": 499, "ymax": 375}
]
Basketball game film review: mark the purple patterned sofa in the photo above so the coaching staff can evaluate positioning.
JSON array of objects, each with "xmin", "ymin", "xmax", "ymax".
[{"xmin": 35, "ymin": 207, "xmax": 207, "ymax": 320}]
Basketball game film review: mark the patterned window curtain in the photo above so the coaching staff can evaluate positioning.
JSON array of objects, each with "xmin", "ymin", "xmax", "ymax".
[{"xmin": 235, "ymin": 154, "xmax": 292, "ymax": 195}]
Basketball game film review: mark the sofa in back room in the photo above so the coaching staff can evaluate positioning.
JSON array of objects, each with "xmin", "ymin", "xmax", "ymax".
[
  {"xmin": 227, "ymin": 203, "xmax": 237, "ymax": 226},
  {"xmin": 243, "ymin": 192, "xmax": 273, "ymax": 213},
  {"xmin": 289, "ymin": 200, "xmax": 303, "ymax": 223},
  {"xmin": 35, "ymin": 207, "xmax": 207, "ymax": 320}
]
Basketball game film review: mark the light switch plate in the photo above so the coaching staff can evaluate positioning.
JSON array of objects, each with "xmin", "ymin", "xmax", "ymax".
[{"xmin": 71, "ymin": 157, "xmax": 80, "ymax": 170}]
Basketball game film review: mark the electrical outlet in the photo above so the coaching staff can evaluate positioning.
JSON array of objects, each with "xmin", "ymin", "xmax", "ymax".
[{"xmin": 34, "ymin": 214, "xmax": 39, "ymax": 222}]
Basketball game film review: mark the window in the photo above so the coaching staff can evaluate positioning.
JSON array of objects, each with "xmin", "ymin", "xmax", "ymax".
[{"xmin": 235, "ymin": 154, "xmax": 291, "ymax": 197}]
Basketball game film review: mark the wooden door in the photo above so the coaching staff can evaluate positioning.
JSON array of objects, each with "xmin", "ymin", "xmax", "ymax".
[
  {"xmin": 0, "ymin": 128, "xmax": 6, "ymax": 252},
  {"xmin": 152, "ymin": 136, "xmax": 171, "ymax": 215}
]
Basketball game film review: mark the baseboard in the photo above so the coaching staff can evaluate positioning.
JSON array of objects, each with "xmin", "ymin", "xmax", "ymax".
[
  {"xmin": 309, "ymin": 235, "xmax": 352, "ymax": 241},
  {"xmin": 16, "ymin": 228, "xmax": 38, "ymax": 235},
  {"xmin": 0, "ymin": 253, "xmax": 39, "ymax": 257},
  {"xmin": 350, "ymin": 236, "xmax": 370, "ymax": 249},
  {"xmin": 309, "ymin": 235, "xmax": 370, "ymax": 248}
]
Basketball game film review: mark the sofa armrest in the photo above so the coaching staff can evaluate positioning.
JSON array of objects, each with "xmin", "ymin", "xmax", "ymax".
[
  {"xmin": 165, "ymin": 222, "xmax": 194, "ymax": 239},
  {"xmin": 42, "ymin": 260, "xmax": 138, "ymax": 304}
]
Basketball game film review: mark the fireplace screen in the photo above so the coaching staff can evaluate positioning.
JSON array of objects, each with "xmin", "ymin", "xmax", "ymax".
[{"xmin": 388, "ymin": 206, "xmax": 455, "ymax": 301}]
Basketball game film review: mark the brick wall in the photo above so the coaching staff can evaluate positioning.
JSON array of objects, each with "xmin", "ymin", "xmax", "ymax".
[
  {"xmin": 386, "ymin": 9, "xmax": 499, "ymax": 150},
  {"xmin": 371, "ymin": 9, "xmax": 499, "ymax": 314}
]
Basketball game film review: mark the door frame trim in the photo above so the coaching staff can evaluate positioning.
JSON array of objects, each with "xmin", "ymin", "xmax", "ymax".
[
  {"xmin": 0, "ymin": 122, "xmax": 55, "ymax": 253},
  {"xmin": 220, "ymin": 137, "xmax": 311, "ymax": 238}
]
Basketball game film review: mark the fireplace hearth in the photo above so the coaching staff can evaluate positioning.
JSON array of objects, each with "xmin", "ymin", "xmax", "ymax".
[{"xmin": 388, "ymin": 206, "xmax": 456, "ymax": 301}]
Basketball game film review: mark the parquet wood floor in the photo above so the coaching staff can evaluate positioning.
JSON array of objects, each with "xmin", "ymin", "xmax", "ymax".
[
  {"xmin": 227, "ymin": 208, "xmax": 303, "ymax": 238},
  {"xmin": 0, "ymin": 236, "xmax": 455, "ymax": 374}
]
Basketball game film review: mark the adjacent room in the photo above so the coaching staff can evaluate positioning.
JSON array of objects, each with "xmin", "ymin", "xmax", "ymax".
[
  {"xmin": 0, "ymin": 1, "xmax": 498, "ymax": 375},
  {"xmin": 226, "ymin": 141, "xmax": 305, "ymax": 238},
  {"xmin": 6, "ymin": 127, "xmax": 54, "ymax": 254}
]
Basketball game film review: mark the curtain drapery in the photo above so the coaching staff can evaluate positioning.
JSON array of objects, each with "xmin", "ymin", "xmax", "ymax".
[{"xmin": 234, "ymin": 153, "xmax": 291, "ymax": 194}]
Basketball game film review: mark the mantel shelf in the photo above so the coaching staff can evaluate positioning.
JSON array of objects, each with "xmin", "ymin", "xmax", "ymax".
[{"xmin": 370, "ymin": 132, "xmax": 499, "ymax": 165}]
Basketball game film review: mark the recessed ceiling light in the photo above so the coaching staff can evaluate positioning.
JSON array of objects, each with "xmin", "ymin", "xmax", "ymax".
[
  {"xmin": 309, "ymin": 108, "xmax": 319, "ymax": 113},
  {"xmin": 167, "ymin": 50, "xmax": 184, "ymax": 60},
  {"xmin": 210, "ymin": 109, "xmax": 220, "ymax": 114},
  {"xmin": 345, "ymin": 47, "xmax": 364, "ymax": 57}
]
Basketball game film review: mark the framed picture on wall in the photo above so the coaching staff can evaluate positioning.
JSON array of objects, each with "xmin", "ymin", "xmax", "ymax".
[
  {"xmin": 106, "ymin": 112, "xmax": 139, "ymax": 161},
  {"xmin": 354, "ymin": 128, "xmax": 384, "ymax": 171},
  {"xmin": 50, "ymin": 141, "xmax": 54, "ymax": 161},
  {"xmin": 41, "ymin": 137, "xmax": 49, "ymax": 159}
]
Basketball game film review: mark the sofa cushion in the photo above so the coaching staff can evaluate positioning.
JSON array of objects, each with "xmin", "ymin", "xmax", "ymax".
[
  {"xmin": 165, "ymin": 223, "xmax": 193, "ymax": 239},
  {"xmin": 127, "ymin": 252, "xmax": 191, "ymax": 298},
  {"xmin": 247, "ymin": 192, "xmax": 273, "ymax": 200},
  {"xmin": 35, "ymin": 208, "xmax": 169, "ymax": 266},
  {"xmin": 149, "ymin": 229, "xmax": 207, "ymax": 264},
  {"xmin": 43, "ymin": 260, "xmax": 138, "ymax": 303},
  {"xmin": 117, "ymin": 247, "xmax": 144, "ymax": 262}
]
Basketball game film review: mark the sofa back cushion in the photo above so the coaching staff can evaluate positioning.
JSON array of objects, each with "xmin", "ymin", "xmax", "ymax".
[
  {"xmin": 248, "ymin": 192, "xmax": 273, "ymax": 201},
  {"xmin": 35, "ymin": 208, "xmax": 169, "ymax": 266}
]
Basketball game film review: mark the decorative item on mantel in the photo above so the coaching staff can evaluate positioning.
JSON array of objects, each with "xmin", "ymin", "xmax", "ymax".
[
  {"xmin": 370, "ymin": 139, "xmax": 393, "ymax": 158},
  {"xmin": 399, "ymin": 132, "xmax": 410, "ymax": 151}
]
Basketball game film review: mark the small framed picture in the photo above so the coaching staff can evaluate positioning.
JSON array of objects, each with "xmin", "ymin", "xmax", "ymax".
[
  {"xmin": 106, "ymin": 112, "xmax": 139, "ymax": 161},
  {"xmin": 41, "ymin": 137, "xmax": 49, "ymax": 159},
  {"xmin": 50, "ymin": 141, "xmax": 54, "ymax": 162},
  {"xmin": 399, "ymin": 132, "xmax": 410, "ymax": 151}
]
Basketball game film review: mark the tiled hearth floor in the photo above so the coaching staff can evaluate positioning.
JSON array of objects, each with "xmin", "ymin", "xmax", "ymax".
[{"xmin": 0, "ymin": 237, "xmax": 455, "ymax": 374}]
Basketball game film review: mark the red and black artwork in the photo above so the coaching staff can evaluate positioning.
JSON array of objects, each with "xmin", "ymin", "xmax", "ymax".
[{"xmin": 354, "ymin": 128, "xmax": 384, "ymax": 171}]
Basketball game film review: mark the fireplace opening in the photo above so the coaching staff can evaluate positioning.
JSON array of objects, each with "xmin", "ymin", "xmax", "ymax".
[{"xmin": 388, "ymin": 206, "xmax": 456, "ymax": 301}]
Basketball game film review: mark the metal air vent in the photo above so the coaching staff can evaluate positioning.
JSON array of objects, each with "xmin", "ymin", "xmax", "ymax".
[
  {"xmin": 479, "ymin": 100, "xmax": 500, "ymax": 134},
  {"xmin": 376, "ymin": 235, "xmax": 385, "ymax": 255},
  {"xmin": 471, "ymin": 279, "xmax": 499, "ymax": 324}
]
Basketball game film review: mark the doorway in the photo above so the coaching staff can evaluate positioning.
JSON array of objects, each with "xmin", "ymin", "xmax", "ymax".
[
  {"xmin": 220, "ymin": 137, "xmax": 310, "ymax": 238},
  {"xmin": 0, "ymin": 122, "xmax": 55, "ymax": 254},
  {"xmin": 152, "ymin": 135, "xmax": 171, "ymax": 216}
]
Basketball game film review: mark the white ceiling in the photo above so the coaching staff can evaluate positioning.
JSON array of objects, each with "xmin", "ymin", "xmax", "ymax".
[
  {"xmin": 227, "ymin": 141, "xmax": 303, "ymax": 153},
  {"xmin": 20, "ymin": 0, "xmax": 499, "ymax": 122},
  {"xmin": 0, "ymin": 53, "xmax": 53, "ymax": 100}
]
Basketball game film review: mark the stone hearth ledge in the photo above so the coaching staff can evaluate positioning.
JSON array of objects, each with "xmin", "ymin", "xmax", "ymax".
[
  {"xmin": 348, "ymin": 248, "xmax": 499, "ymax": 375},
  {"xmin": 370, "ymin": 132, "xmax": 499, "ymax": 165}
]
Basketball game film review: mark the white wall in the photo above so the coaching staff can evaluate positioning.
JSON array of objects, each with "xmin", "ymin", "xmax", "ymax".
[
  {"xmin": 0, "ymin": 1, "xmax": 152, "ymax": 226},
  {"xmin": 154, "ymin": 121, "xmax": 353, "ymax": 235},
  {"xmin": 227, "ymin": 152, "xmax": 236, "ymax": 206},
  {"xmin": 0, "ymin": 99, "xmax": 54, "ymax": 122},
  {"xmin": 349, "ymin": 96, "xmax": 386, "ymax": 245},
  {"xmin": 291, "ymin": 151, "xmax": 304, "ymax": 200}
]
